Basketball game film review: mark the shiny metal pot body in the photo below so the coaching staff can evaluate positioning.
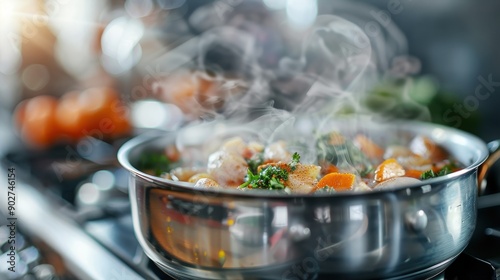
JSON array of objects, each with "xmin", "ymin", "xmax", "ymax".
[{"xmin": 118, "ymin": 122, "xmax": 489, "ymax": 279}]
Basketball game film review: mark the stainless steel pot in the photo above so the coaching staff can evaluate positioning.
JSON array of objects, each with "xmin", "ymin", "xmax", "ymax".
[{"xmin": 118, "ymin": 120, "xmax": 500, "ymax": 279}]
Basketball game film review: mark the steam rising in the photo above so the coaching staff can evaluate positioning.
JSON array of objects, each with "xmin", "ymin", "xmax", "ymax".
[{"xmin": 154, "ymin": 1, "xmax": 431, "ymax": 160}]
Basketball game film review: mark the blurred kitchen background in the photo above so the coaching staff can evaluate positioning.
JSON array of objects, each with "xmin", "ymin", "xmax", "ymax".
[
  {"xmin": 1, "ymin": 1, "xmax": 500, "ymax": 279},
  {"xmin": 1, "ymin": 0, "xmax": 500, "ymax": 149}
]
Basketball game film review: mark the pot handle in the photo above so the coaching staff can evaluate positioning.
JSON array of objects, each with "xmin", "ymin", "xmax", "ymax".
[{"xmin": 478, "ymin": 140, "xmax": 500, "ymax": 192}]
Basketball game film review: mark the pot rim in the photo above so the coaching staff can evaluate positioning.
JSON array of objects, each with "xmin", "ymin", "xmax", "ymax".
[{"xmin": 117, "ymin": 120, "xmax": 489, "ymax": 198}]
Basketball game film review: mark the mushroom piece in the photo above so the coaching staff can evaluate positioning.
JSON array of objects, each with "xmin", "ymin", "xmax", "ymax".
[
  {"xmin": 375, "ymin": 177, "xmax": 421, "ymax": 190},
  {"xmin": 194, "ymin": 178, "xmax": 221, "ymax": 189}
]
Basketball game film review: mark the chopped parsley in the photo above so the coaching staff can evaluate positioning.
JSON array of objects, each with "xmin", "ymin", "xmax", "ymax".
[
  {"xmin": 239, "ymin": 152, "xmax": 301, "ymax": 190},
  {"xmin": 420, "ymin": 169, "xmax": 437, "ymax": 180},
  {"xmin": 246, "ymin": 152, "xmax": 264, "ymax": 174},
  {"xmin": 437, "ymin": 165, "xmax": 452, "ymax": 176},
  {"xmin": 420, "ymin": 163, "xmax": 457, "ymax": 180},
  {"xmin": 290, "ymin": 152, "xmax": 300, "ymax": 171},
  {"xmin": 136, "ymin": 152, "xmax": 173, "ymax": 176}
]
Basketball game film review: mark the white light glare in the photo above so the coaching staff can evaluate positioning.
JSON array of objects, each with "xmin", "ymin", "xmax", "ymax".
[
  {"xmin": 78, "ymin": 183, "xmax": 100, "ymax": 204},
  {"xmin": 263, "ymin": 0, "xmax": 287, "ymax": 10},
  {"xmin": 0, "ymin": 0, "xmax": 21, "ymax": 74},
  {"xmin": 101, "ymin": 17, "xmax": 144, "ymax": 74},
  {"xmin": 92, "ymin": 170, "xmax": 115, "ymax": 191},
  {"xmin": 286, "ymin": 0, "xmax": 318, "ymax": 28},
  {"xmin": 131, "ymin": 100, "xmax": 168, "ymax": 129}
]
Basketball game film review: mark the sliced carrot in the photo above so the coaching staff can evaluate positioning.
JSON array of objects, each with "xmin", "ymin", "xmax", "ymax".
[
  {"xmin": 432, "ymin": 165, "xmax": 441, "ymax": 173},
  {"xmin": 405, "ymin": 169, "xmax": 423, "ymax": 179},
  {"xmin": 374, "ymin": 158, "xmax": 405, "ymax": 182},
  {"xmin": 314, "ymin": 172, "xmax": 356, "ymax": 192},
  {"xmin": 318, "ymin": 160, "xmax": 339, "ymax": 175},
  {"xmin": 324, "ymin": 164, "xmax": 339, "ymax": 174},
  {"xmin": 354, "ymin": 134, "xmax": 384, "ymax": 160}
]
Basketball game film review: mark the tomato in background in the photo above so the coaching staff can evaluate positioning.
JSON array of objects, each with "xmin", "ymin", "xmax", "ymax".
[
  {"xmin": 55, "ymin": 91, "xmax": 85, "ymax": 141},
  {"xmin": 13, "ymin": 98, "xmax": 29, "ymax": 129},
  {"xmin": 154, "ymin": 72, "xmax": 219, "ymax": 119},
  {"xmin": 14, "ymin": 87, "xmax": 132, "ymax": 148},
  {"xmin": 15, "ymin": 95, "xmax": 60, "ymax": 148},
  {"xmin": 107, "ymin": 102, "xmax": 132, "ymax": 137},
  {"xmin": 79, "ymin": 87, "xmax": 131, "ymax": 137}
]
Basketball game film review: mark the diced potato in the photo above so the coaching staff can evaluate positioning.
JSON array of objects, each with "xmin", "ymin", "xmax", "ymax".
[
  {"xmin": 194, "ymin": 178, "xmax": 221, "ymax": 189},
  {"xmin": 396, "ymin": 155, "xmax": 432, "ymax": 170},
  {"xmin": 257, "ymin": 162, "xmax": 320, "ymax": 193},
  {"xmin": 263, "ymin": 141, "xmax": 291, "ymax": 163},
  {"xmin": 207, "ymin": 151, "xmax": 248, "ymax": 188},
  {"xmin": 287, "ymin": 164, "xmax": 321, "ymax": 194},
  {"xmin": 188, "ymin": 173, "xmax": 214, "ymax": 183},
  {"xmin": 242, "ymin": 141, "xmax": 264, "ymax": 159},
  {"xmin": 170, "ymin": 167, "xmax": 203, "ymax": 181},
  {"xmin": 374, "ymin": 177, "xmax": 421, "ymax": 190},
  {"xmin": 384, "ymin": 146, "xmax": 414, "ymax": 159},
  {"xmin": 374, "ymin": 158, "xmax": 405, "ymax": 182},
  {"xmin": 409, "ymin": 136, "xmax": 448, "ymax": 162},
  {"xmin": 221, "ymin": 137, "xmax": 247, "ymax": 155}
]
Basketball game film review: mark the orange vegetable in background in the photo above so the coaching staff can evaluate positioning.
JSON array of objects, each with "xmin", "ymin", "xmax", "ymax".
[
  {"xmin": 74, "ymin": 87, "xmax": 131, "ymax": 138},
  {"xmin": 13, "ymin": 99, "xmax": 28, "ymax": 128},
  {"xmin": 78, "ymin": 87, "xmax": 112, "ymax": 132},
  {"xmin": 154, "ymin": 72, "xmax": 219, "ymax": 118},
  {"xmin": 315, "ymin": 172, "xmax": 356, "ymax": 192},
  {"xmin": 107, "ymin": 96, "xmax": 132, "ymax": 137},
  {"xmin": 319, "ymin": 161, "xmax": 339, "ymax": 175},
  {"xmin": 354, "ymin": 134, "xmax": 384, "ymax": 160},
  {"xmin": 14, "ymin": 87, "xmax": 131, "ymax": 147},
  {"xmin": 55, "ymin": 91, "xmax": 85, "ymax": 141},
  {"xmin": 15, "ymin": 95, "xmax": 60, "ymax": 148},
  {"xmin": 78, "ymin": 87, "xmax": 131, "ymax": 137}
]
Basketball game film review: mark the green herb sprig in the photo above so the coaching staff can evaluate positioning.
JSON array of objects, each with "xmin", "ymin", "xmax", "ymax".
[{"xmin": 239, "ymin": 152, "xmax": 301, "ymax": 190}]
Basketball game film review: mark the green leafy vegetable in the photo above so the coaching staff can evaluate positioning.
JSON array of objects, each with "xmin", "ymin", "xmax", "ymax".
[
  {"xmin": 437, "ymin": 165, "xmax": 451, "ymax": 176},
  {"xmin": 239, "ymin": 152, "xmax": 302, "ymax": 190},
  {"xmin": 290, "ymin": 152, "xmax": 300, "ymax": 171},
  {"xmin": 420, "ymin": 169, "xmax": 437, "ymax": 180},
  {"xmin": 246, "ymin": 152, "xmax": 264, "ymax": 174},
  {"xmin": 421, "ymin": 163, "xmax": 456, "ymax": 180},
  {"xmin": 239, "ymin": 166, "xmax": 288, "ymax": 189},
  {"xmin": 136, "ymin": 152, "xmax": 174, "ymax": 176},
  {"xmin": 360, "ymin": 167, "xmax": 374, "ymax": 177}
]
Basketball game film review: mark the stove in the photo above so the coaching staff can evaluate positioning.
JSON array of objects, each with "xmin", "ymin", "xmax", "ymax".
[{"xmin": 1, "ymin": 143, "xmax": 499, "ymax": 280}]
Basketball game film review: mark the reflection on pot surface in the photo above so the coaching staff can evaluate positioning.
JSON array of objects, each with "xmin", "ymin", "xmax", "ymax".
[{"xmin": 129, "ymin": 167, "xmax": 477, "ymax": 279}]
